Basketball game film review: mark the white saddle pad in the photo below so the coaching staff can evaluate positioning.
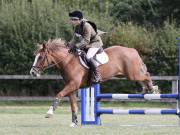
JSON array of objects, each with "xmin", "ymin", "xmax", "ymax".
[{"xmin": 79, "ymin": 51, "xmax": 109, "ymax": 69}]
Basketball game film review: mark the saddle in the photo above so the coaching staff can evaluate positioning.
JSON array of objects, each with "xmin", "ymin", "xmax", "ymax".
[{"xmin": 77, "ymin": 48, "xmax": 109, "ymax": 69}]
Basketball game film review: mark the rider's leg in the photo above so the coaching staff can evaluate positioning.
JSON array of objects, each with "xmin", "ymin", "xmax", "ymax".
[{"xmin": 86, "ymin": 47, "xmax": 102, "ymax": 82}]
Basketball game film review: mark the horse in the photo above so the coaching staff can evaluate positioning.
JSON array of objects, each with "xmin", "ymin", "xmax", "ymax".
[{"xmin": 30, "ymin": 38, "xmax": 159, "ymax": 127}]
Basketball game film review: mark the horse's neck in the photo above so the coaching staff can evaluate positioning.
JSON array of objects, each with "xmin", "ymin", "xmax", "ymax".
[
  {"xmin": 54, "ymin": 50, "xmax": 81, "ymax": 81},
  {"xmin": 52, "ymin": 49, "xmax": 73, "ymax": 68}
]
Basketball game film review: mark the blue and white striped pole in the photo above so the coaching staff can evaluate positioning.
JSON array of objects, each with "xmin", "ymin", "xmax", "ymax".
[
  {"xmin": 97, "ymin": 109, "xmax": 177, "ymax": 115},
  {"xmin": 97, "ymin": 93, "xmax": 178, "ymax": 100}
]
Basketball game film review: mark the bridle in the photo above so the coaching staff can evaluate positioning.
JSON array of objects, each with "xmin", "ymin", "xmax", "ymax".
[{"xmin": 32, "ymin": 46, "xmax": 69, "ymax": 73}]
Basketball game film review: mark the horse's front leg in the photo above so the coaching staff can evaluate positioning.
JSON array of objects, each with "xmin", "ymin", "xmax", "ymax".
[
  {"xmin": 45, "ymin": 81, "xmax": 79, "ymax": 119},
  {"xmin": 69, "ymin": 91, "xmax": 79, "ymax": 127}
]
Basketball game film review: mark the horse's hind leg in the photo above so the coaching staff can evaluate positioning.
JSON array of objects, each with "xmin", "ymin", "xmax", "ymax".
[
  {"xmin": 139, "ymin": 80, "xmax": 157, "ymax": 94},
  {"xmin": 138, "ymin": 81, "xmax": 149, "ymax": 94},
  {"xmin": 69, "ymin": 91, "xmax": 79, "ymax": 127},
  {"xmin": 139, "ymin": 72, "xmax": 159, "ymax": 94}
]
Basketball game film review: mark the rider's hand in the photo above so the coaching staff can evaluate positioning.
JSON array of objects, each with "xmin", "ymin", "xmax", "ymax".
[
  {"xmin": 68, "ymin": 46, "xmax": 76, "ymax": 53},
  {"xmin": 65, "ymin": 42, "xmax": 71, "ymax": 48}
]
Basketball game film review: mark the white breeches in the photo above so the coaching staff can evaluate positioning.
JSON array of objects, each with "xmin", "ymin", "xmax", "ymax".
[{"xmin": 86, "ymin": 47, "xmax": 100, "ymax": 59}]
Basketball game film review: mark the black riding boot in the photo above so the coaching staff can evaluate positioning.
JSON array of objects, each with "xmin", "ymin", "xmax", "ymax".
[{"xmin": 89, "ymin": 58, "xmax": 102, "ymax": 82}]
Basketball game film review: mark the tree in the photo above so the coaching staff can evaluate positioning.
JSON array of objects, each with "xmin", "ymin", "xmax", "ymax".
[{"xmin": 109, "ymin": 0, "xmax": 180, "ymax": 26}]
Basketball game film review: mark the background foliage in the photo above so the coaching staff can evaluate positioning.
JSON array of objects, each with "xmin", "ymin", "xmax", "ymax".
[{"xmin": 0, "ymin": 0, "xmax": 180, "ymax": 96}]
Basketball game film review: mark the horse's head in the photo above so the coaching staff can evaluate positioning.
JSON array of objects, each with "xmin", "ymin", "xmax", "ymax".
[
  {"xmin": 30, "ymin": 43, "xmax": 54, "ymax": 77},
  {"xmin": 30, "ymin": 38, "xmax": 69, "ymax": 77}
]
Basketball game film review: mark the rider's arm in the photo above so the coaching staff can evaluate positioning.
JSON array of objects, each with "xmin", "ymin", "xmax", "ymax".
[
  {"xmin": 68, "ymin": 34, "xmax": 76, "ymax": 47},
  {"xmin": 75, "ymin": 23, "xmax": 91, "ymax": 48}
]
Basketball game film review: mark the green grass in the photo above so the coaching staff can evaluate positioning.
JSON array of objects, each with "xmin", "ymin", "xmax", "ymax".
[
  {"xmin": 0, "ymin": 100, "xmax": 176, "ymax": 107},
  {"xmin": 0, "ymin": 102, "xmax": 180, "ymax": 135}
]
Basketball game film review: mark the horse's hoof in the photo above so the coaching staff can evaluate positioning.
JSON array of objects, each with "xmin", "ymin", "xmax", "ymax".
[
  {"xmin": 69, "ymin": 122, "xmax": 78, "ymax": 127},
  {"xmin": 45, "ymin": 113, "xmax": 53, "ymax": 118},
  {"xmin": 151, "ymin": 85, "xmax": 160, "ymax": 94}
]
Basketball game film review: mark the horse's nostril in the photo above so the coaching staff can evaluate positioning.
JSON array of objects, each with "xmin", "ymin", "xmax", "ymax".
[
  {"xmin": 32, "ymin": 72, "xmax": 35, "ymax": 76},
  {"xmin": 30, "ymin": 69, "xmax": 36, "ymax": 76}
]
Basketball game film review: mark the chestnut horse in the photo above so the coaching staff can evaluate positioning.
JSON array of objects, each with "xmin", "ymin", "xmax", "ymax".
[{"xmin": 30, "ymin": 39, "xmax": 158, "ymax": 127}]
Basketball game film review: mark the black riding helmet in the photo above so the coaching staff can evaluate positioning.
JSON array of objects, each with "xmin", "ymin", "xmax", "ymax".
[{"xmin": 69, "ymin": 10, "xmax": 83, "ymax": 20}]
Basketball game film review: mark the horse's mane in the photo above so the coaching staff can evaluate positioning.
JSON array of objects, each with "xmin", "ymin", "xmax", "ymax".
[
  {"xmin": 37, "ymin": 38, "xmax": 67, "ymax": 52},
  {"xmin": 46, "ymin": 38, "xmax": 66, "ymax": 49}
]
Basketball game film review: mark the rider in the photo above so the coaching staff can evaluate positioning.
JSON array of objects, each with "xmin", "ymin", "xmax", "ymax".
[{"xmin": 67, "ymin": 10, "xmax": 103, "ymax": 82}]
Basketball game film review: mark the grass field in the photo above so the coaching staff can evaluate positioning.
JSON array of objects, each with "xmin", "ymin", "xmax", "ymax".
[{"xmin": 0, "ymin": 101, "xmax": 180, "ymax": 135}]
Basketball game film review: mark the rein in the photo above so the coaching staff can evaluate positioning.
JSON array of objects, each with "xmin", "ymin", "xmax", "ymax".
[{"xmin": 44, "ymin": 51, "xmax": 69, "ymax": 71}]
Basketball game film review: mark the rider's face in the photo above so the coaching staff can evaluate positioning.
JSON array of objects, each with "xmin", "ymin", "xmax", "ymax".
[{"xmin": 70, "ymin": 19, "xmax": 81, "ymax": 26}]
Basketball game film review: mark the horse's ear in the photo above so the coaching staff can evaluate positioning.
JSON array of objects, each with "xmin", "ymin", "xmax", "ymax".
[
  {"xmin": 37, "ymin": 43, "xmax": 43, "ymax": 49},
  {"xmin": 42, "ymin": 43, "xmax": 47, "ymax": 50}
]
